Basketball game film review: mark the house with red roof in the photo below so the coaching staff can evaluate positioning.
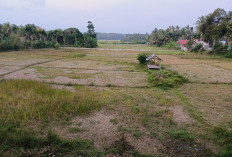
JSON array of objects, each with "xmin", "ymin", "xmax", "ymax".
[
  {"xmin": 177, "ymin": 40, "xmax": 189, "ymax": 51},
  {"xmin": 177, "ymin": 40, "xmax": 189, "ymax": 47}
]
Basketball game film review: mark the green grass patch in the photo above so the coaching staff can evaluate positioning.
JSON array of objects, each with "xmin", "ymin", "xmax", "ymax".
[
  {"xmin": 110, "ymin": 118, "xmax": 119, "ymax": 125},
  {"xmin": 168, "ymin": 130, "xmax": 194, "ymax": 142},
  {"xmin": 148, "ymin": 69, "xmax": 188, "ymax": 89},
  {"xmin": 69, "ymin": 127, "xmax": 85, "ymax": 133},
  {"xmin": 0, "ymin": 80, "xmax": 105, "ymax": 123},
  {"xmin": 213, "ymin": 127, "xmax": 232, "ymax": 156},
  {"xmin": 67, "ymin": 53, "xmax": 86, "ymax": 59},
  {"xmin": 0, "ymin": 124, "xmax": 103, "ymax": 156}
]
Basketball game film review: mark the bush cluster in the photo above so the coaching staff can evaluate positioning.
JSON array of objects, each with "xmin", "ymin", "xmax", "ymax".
[
  {"xmin": 191, "ymin": 44, "xmax": 203, "ymax": 53},
  {"xmin": 163, "ymin": 41, "xmax": 180, "ymax": 49},
  {"xmin": 148, "ymin": 69, "xmax": 188, "ymax": 89},
  {"xmin": 137, "ymin": 53, "xmax": 147, "ymax": 64}
]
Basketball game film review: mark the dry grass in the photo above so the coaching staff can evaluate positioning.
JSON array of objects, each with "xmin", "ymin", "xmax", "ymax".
[
  {"xmin": 179, "ymin": 84, "xmax": 232, "ymax": 128},
  {"xmin": 1, "ymin": 46, "xmax": 232, "ymax": 156},
  {"xmin": 0, "ymin": 79, "xmax": 107, "ymax": 123}
]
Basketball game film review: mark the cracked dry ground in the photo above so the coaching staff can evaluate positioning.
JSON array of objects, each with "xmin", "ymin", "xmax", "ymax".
[{"xmin": 0, "ymin": 48, "xmax": 232, "ymax": 156}]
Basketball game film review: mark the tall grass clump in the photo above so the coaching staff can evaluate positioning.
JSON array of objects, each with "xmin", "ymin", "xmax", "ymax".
[
  {"xmin": 148, "ymin": 69, "xmax": 188, "ymax": 89},
  {"xmin": 0, "ymin": 80, "xmax": 104, "ymax": 123}
]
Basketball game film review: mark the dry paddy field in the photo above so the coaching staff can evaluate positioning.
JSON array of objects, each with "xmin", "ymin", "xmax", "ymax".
[{"xmin": 0, "ymin": 46, "xmax": 232, "ymax": 156}]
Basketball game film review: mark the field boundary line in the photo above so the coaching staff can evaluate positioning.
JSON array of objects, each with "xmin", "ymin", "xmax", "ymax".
[{"xmin": 0, "ymin": 59, "xmax": 64, "ymax": 77}]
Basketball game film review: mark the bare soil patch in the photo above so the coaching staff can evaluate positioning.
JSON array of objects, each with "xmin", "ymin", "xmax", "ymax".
[{"xmin": 171, "ymin": 105, "xmax": 193, "ymax": 124}]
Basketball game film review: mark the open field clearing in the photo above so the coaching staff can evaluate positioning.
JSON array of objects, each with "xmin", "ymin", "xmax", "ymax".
[{"xmin": 0, "ymin": 45, "xmax": 232, "ymax": 156}]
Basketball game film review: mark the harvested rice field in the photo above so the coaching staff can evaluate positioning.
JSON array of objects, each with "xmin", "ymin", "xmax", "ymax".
[{"xmin": 0, "ymin": 45, "xmax": 232, "ymax": 156}]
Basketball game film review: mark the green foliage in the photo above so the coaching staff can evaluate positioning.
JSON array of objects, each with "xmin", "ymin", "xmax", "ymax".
[
  {"xmin": 168, "ymin": 130, "xmax": 194, "ymax": 142},
  {"xmin": 163, "ymin": 41, "xmax": 180, "ymax": 49},
  {"xmin": 213, "ymin": 127, "xmax": 232, "ymax": 156},
  {"xmin": 86, "ymin": 21, "xmax": 96, "ymax": 39},
  {"xmin": 84, "ymin": 35, "xmax": 98, "ymax": 48},
  {"xmin": 149, "ymin": 25, "xmax": 194, "ymax": 47},
  {"xmin": 148, "ymin": 69, "xmax": 188, "ymax": 89},
  {"xmin": 54, "ymin": 42, "xmax": 60, "ymax": 49},
  {"xmin": 212, "ymin": 42, "xmax": 228, "ymax": 54},
  {"xmin": 0, "ymin": 21, "xmax": 97, "ymax": 51},
  {"xmin": 186, "ymin": 40, "xmax": 194, "ymax": 49},
  {"xmin": 137, "ymin": 53, "xmax": 147, "ymax": 64},
  {"xmin": 33, "ymin": 40, "xmax": 47, "ymax": 49},
  {"xmin": 46, "ymin": 41, "xmax": 56, "ymax": 48},
  {"xmin": 224, "ymin": 49, "xmax": 232, "ymax": 58},
  {"xmin": 0, "ymin": 36, "xmax": 21, "ymax": 51},
  {"xmin": 191, "ymin": 44, "xmax": 203, "ymax": 53},
  {"xmin": 69, "ymin": 127, "xmax": 84, "ymax": 133},
  {"xmin": 197, "ymin": 8, "xmax": 231, "ymax": 45},
  {"xmin": 121, "ymin": 33, "xmax": 148, "ymax": 43},
  {"xmin": 0, "ymin": 124, "xmax": 103, "ymax": 156}
]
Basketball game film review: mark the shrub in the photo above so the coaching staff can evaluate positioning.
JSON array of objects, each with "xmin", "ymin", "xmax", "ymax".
[
  {"xmin": 137, "ymin": 53, "xmax": 147, "ymax": 64},
  {"xmin": 163, "ymin": 41, "xmax": 179, "ymax": 49},
  {"xmin": 55, "ymin": 43, "xmax": 60, "ymax": 49},
  {"xmin": 224, "ymin": 49, "xmax": 232, "ymax": 58},
  {"xmin": 213, "ymin": 42, "xmax": 228, "ymax": 54},
  {"xmin": 191, "ymin": 44, "xmax": 203, "ymax": 53},
  {"xmin": 84, "ymin": 36, "xmax": 97, "ymax": 48},
  {"xmin": 33, "ymin": 40, "xmax": 47, "ymax": 49},
  {"xmin": 47, "ymin": 41, "xmax": 56, "ymax": 48},
  {"xmin": 148, "ymin": 69, "xmax": 188, "ymax": 89}
]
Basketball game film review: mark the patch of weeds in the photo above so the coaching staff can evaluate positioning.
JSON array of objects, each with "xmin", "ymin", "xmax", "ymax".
[
  {"xmin": 148, "ymin": 69, "xmax": 188, "ymax": 89},
  {"xmin": 106, "ymin": 84, "xmax": 113, "ymax": 87},
  {"xmin": 110, "ymin": 118, "xmax": 119, "ymax": 125},
  {"xmin": 154, "ymin": 109, "xmax": 169, "ymax": 118},
  {"xmin": 133, "ymin": 130, "xmax": 143, "ymax": 139},
  {"xmin": 168, "ymin": 130, "xmax": 194, "ymax": 142},
  {"xmin": 0, "ymin": 124, "xmax": 103, "ymax": 156},
  {"xmin": 76, "ymin": 122, "xmax": 82, "ymax": 126},
  {"xmin": 150, "ymin": 131, "xmax": 157, "ymax": 139},
  {"xmin": 68, "ymin": 53, "xmax": 86, "ymax": 59},
  {"xmin": 118, "ymin": 126, "xmax": 132, "ymax": 133},
  {"xmin": 89, "ymin": 82, "xmax": 95, "ymax": 86},
  {"xmin": 108, "ymin": 134, "xmax": 134, "ymax": 156},
  {"xmin": 69, "ymin": 127, "xmax": 84, "ymax": 133},
  {"xmin": 131, "ymin": 104, "xmax": 140, "ymax": 113},
  {"xmin": 141, "ymin": 105, "xmax": 149, "ymax": 127},
  {"xmin": 213, "ymin": 127, "xmax": 232, "ymax": 156}
]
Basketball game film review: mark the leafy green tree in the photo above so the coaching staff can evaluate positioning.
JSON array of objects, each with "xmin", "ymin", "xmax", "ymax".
[
  {"xmin": 86, "ymin": 21, "xmax": 96, "ymax": 38},
  {"xmin": 83, "ymin": 34, "xmax": 97, "ymax": 48},
  {"xmin": 83, "ymin": 21, "xmax": 97, "ymax": 48}
]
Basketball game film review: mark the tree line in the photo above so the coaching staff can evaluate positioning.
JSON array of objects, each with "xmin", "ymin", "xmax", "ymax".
[
  {"xmin": 148, "ymin": 8, "xmax": 232, "ymax": 56},
  {"xmin": 121, "ymin": 33, "xmax": 149, "ymax": 44},
  {"xmin": 0, "ymin": 21, "xmax": 97, "ymax": 51},
  {"xmin": 148, "ymin": 25, "xmax": 195, "ymax": 47}
]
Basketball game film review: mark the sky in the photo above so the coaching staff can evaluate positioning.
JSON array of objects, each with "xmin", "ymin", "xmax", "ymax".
[{"xmin": 0, "ymin": 0, "xmax": 232, "ymax": 34}]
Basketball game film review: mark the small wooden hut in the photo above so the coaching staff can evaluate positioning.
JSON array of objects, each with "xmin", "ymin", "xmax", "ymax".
[{"xmin": 146, "ymin": 54, "xmax": 162, "ymax": 70}]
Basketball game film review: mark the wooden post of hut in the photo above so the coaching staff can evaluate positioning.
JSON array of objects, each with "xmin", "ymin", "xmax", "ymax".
[{"xmin": 146, "ymin": 54, "xmax": 162, "ymax": 70}]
